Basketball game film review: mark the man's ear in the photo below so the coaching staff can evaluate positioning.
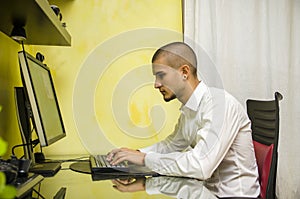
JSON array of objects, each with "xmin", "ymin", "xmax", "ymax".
[{"xmin": 180, "ymin": 64, "xmax": 190, "ymax": 76}]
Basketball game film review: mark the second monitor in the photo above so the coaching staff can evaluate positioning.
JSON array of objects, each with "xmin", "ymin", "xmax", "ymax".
[{"xmin": 16, "ymin": 50, "xmax": 66, "ymax": 176}]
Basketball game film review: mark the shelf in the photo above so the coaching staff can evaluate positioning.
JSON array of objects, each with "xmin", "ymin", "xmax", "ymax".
[
  {"xmin": 15, "ymin": 173, "xmax": 44, "ymax": 198},
  {"xmin": 0, "ymin": 0, "xmax": 71, "ymax": 46}
]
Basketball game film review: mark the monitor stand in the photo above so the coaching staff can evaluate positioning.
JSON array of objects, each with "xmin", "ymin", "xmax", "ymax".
[
  {"xmin": 30, "ymin": 162, "xmax": 61, "ymax": 177},
  {"xmin": 69, "ymin": 162, "xmax": 91, "ymax": 174}
]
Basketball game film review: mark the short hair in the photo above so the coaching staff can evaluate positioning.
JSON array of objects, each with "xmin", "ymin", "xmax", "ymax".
[{"xmin": 152, "ymin": 42, "xmax": 197, "ymax": 76}]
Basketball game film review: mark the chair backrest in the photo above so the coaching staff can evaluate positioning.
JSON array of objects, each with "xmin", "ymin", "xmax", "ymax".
[
  {"xmin": 246, "ymin": 92, "xmax": 282, "ymax": 199},
  {"xmin": 253, "ymin": 141, "xmax": 274, "ymax": 199}
]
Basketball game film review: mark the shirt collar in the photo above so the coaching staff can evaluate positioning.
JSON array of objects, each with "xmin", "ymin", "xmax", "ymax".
[{"xmin": 181, "ymin": 81, "xmax": 207, "ymax": 112}]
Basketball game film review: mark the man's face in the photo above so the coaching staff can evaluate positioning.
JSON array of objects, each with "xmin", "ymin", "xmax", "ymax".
[{"xmin": 152, "ymin": 57, "xmax": 182, "ymax": 102}]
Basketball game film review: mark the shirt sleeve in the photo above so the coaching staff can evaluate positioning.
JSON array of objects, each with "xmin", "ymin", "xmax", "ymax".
[
  {"xmin": 139, "ymin": 114, "xmax": 190, "ymax": 154},
  {"xmin": 143, "ymin": 92, "xmax": 247, "ymax": 180}
]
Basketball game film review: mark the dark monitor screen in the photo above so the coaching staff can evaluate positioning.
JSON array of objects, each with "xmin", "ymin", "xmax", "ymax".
[{"xmin": 18, "ymin": 50, "xmax": 66, "ymax": 147}]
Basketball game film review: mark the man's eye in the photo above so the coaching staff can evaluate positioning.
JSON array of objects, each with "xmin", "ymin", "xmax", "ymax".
[{"xmin": 157, "ymin": 73, "xmax": 165, "ymax": 79}]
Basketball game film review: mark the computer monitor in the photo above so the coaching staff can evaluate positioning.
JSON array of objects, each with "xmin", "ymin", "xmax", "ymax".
[{"xmin": 15, "ymin": 50, "xmax": 66, "ymax": 176}]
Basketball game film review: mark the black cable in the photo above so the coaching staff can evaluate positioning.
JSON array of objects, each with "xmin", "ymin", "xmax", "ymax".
[
  {"xmin": 11, "ymin": 139, "xmax": 39, "ymax": 157},
  {"xmin": 11, "ymin": 143, "xmax": 26, "ymax": 156},
  {"xmin": 32, "ymin": 188, "xmax": 46, "ymax": 199},
  {"xmin": 21, "ymin": 40, "xmax": 25, "ymax": 52},
  {"xmin": 36, "ymin": 182, "xmax": 42, "ymax": 199}
]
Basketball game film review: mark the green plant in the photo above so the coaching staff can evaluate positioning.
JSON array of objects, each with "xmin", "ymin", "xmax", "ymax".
[{"xmin": 0, "ymin": 136, "xmax": 16, "ymax": 198}]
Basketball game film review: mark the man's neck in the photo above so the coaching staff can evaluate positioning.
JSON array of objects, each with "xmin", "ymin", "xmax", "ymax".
[{"xmin": 179, "ymin": 79, "xmax": 201, "ymax": 104}]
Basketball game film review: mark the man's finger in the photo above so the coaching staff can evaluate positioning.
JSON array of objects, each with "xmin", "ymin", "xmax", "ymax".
[
  {"xmin": 111, "ymin": 157, "xmax": 123, "ymax": 165},
  {"xmin": 107, "ymin": 148, "xmax": 121, "ymax": 161}
]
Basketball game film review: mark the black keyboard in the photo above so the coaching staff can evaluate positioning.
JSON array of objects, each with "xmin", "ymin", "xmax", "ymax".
[
  {"xmin": 90, "ymin": 155, "xmax": 130, "ymax": 173},
  {"xmin": 89, "ymin": 155, "xmax": 158, "ymax": 180},
  {"xmin": 94, "ymin": 155, "xmax": 127, "ymax": 168}
]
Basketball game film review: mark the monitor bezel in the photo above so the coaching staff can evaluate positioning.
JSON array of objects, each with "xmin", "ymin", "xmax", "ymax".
[{"xmin": 18, "ymin": 50, "xmax": 66, "ymax": 147}]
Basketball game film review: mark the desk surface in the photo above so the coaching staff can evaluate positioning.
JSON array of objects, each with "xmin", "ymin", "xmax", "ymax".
[{"xmin": 36, "ymin": 161, "xmax": 217, "ymax": 199}]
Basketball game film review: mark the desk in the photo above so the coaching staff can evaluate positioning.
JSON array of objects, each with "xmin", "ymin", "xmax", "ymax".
[{"xmin": 33, "ymin": 161, "xmax": 217, "ymax": 199}]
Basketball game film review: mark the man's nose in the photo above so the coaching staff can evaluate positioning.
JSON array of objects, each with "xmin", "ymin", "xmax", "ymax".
[{"xmin": 154, "ymin": 80, "xmax": 162, "ymax": 89}]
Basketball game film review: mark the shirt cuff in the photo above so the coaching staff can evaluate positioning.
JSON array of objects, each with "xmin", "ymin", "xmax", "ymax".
[
  {"xmin": 144, "ymin": 151, "xmax": 168, "ymax": 174},
  {"xmin": 144, "ymin": 152, "xmax": 156, "ymax": 168}
]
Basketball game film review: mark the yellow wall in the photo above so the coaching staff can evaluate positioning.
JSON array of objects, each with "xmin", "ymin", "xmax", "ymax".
[
  {"xmin": 0, "ymin": 32, "xmax": 23, "ymax": 157},
  {"xmin": 0, "ymin": 0, "xmax": 182, "ymax": 158}
]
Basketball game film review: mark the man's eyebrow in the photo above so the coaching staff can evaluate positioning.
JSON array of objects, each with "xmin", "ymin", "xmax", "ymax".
[{"xmin": 154, "ymin": 71, "xmax": 164, "ymax": 76}]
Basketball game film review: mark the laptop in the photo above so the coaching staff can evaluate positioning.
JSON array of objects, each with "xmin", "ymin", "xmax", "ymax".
[{"xmin": 89, "ymin": 154, "xmax": 158, "ymax": 180}]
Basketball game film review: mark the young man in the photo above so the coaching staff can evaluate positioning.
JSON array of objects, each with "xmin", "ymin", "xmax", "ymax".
[{"xmin": 107, "ymin": 42, "xmax": 260, "ymax": 197}]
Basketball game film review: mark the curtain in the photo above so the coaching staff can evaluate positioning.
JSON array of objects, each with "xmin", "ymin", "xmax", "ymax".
[{"xmin": 183, "ymin": 0, "xmax": 300, "ymax": 198}]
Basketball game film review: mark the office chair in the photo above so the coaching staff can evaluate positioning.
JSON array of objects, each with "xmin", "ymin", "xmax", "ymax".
[{"xmin": 246, "ymin": 92, "xmax": 283, "ymax": 199}]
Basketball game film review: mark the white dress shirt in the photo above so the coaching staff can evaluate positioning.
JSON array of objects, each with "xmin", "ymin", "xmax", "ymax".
[{"xmin": 140, "ymin": 82, "xmax": 260, "ymax": 197}]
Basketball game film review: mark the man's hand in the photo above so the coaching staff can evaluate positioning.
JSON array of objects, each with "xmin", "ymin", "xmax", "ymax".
[
  {"xmin": 112, "ymin": 178, "xmax": 146, "ymax": 192},
  {"xmin": 106, "ymin": 147, "xmax": 146, "ymax": 165}
]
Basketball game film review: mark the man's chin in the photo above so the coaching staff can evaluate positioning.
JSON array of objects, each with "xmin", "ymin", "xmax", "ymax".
[{"xmin": 163, "ymin": 95, "xmax": 176, "ymax": 102}]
